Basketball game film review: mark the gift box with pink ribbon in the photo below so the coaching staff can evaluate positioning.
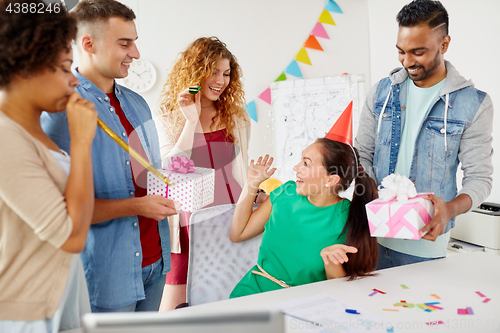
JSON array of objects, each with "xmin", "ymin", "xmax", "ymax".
[
  {"xmin": 365, "ymin": 174, "xmax": 434, "ymax": 240},
  {"xmin": 147, "ymin": 156, "xmax": 214, "ymax": 212}
]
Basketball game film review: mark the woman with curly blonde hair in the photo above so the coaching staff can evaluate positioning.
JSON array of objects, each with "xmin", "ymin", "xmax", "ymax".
[{"xmin": 154, "ymin": 36, "xmax": 250, "ymax": 310}]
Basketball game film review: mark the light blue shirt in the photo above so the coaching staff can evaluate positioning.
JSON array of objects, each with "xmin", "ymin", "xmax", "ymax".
[
  {"xmin": 395, "ymin": 78, "xmax": 446, "ymax": 176},
  {"xmin": 41, "ymin": 69, "xmax": 171, "ymax": 308},
  {"xmin": 381, "ymin": 77, "xmax": 449, "ymax": 258}
]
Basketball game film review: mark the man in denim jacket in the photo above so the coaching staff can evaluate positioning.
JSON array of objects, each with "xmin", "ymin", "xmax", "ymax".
[
  {"xmin": 41, "ymin": 0, "xmax": 177, "ymax": 311},
  {"xmin": 355, "ymin": 0, "xmax": 493, "ymax": 269}
]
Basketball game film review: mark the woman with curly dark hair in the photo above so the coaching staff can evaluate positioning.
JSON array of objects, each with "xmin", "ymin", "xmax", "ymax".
[
  {"xmin": 154, "ymin": 36, "xmax": 251, "ymax": 310},
  {"xmin": 0, "ymin": 1, "xmax": 97, "ymax": 331}
]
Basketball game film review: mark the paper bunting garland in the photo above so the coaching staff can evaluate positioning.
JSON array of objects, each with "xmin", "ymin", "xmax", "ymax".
[
  {"xmin": 284, "ymin": 60, "xmax": 303, "ymax": 78},
  {"xmin": 312, "ymin": 22, "xmax": 329, "ymax": 39},
  {"xmin": 318, "ymin": 9, "xmax": 336, "ymax": 25},
  {"xmin": 304, "ymin": 35, "xmax": 324, "ymax": 51},
  {"xmin": 245, "ymin": 100, "xmax": 257, "ymax": 122},
  {"xmin": 249, "ymin": 2, "xmax": 342, "ymax": 122},
  {"xmin": 258, "ymin": 87, "xmax": 272, "ymax": 105},
  {"xmin": 325, "ymin": 0, "xmax": 342, "ymax": 13},
  {"xmin": 295, "ymin": 47, "xmax": 312, "ymax": 65},
  {"xmin": 275, "ymin": 72, "xmax": 287, "ymax": 82}
]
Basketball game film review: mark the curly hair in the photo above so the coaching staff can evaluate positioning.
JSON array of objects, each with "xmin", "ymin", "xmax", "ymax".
[
  {"xmin": 157, "ymin": 36, "xmax": 249, "ymax": 143},
  {"xmin": 0, "ymin": 0, "xmax": 77, "ymax": 88}
]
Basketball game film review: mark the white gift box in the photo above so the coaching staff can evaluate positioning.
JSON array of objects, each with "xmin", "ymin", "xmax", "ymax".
[{"xmin": 147, "ymin": 167, "xmax": 214, "ymax": 212}]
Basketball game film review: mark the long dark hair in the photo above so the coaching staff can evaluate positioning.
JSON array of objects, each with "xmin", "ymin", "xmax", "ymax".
[{"xmin": 316, "ymin": 138, "xmax": 378, "ymax": 280}]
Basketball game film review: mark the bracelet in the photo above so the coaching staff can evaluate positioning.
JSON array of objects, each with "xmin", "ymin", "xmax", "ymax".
[{"xmin": 254, "ymin": 189, "xmax": 266, "ymax": 203}]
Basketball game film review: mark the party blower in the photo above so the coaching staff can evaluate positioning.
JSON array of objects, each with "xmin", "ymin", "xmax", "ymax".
[{"xmin": 96, "ymin": 118, "xmax": 173, "ymax": 186}]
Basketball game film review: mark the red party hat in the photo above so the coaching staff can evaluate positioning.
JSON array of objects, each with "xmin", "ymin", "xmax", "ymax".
[{"xmin": 325, "ymin": 101, "xmax": 353, "ymax": 145}]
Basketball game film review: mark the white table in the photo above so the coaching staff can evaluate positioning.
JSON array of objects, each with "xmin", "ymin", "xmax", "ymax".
[{"xmin": 179, "ymin": 252, "xmax": 500, "ymax": 333}]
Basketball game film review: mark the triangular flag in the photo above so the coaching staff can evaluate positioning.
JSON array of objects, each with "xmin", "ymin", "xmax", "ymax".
[
  {"xmin": 311, "ymin": 22, "xmax": 329, "ymax": 39},
  {"xmin": 275, "ymin": 72, "xmax": 287, "ymax": 82},
  {"xmin": 325, "ymin": 101, "xmax": 353, "ymax": 145},
  {"xmin": 318, "ymin": 9, "xmax": 336, "ymax": 25},
  {"xmin": 325, "ymin": 0, "xmax": 342, "ymax": 13},
  {"xmin": 258, "ymin": 87, "xmax": 272, "ymax": 105},
  {"xmin": 284, "ymin": 60, "xmax": 303, "ymax": 78},
  {"xmin": 304, "ymin": 35, "xmax": 324, "ymax": 51},
  {"xmin": 295, "ymin": 47, "xmax": 312, "ymax": 66},
  {"xmin": 245, "ymin": 100, "xmax": 257, "ymax": 122}
]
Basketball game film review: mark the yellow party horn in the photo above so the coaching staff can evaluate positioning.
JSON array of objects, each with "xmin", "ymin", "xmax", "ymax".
[{"xmin": 96, "ymin": 117, "xmax": 173, "ymax": 186}]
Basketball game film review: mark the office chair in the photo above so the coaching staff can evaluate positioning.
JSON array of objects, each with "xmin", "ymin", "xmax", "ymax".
[{"xmin": 186, "ymin": 204, "xmax": 262, "ymax": 306}]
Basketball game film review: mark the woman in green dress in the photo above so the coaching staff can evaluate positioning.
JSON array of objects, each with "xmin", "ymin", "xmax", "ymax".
[{"xmin": 229, "ymin": 139, "xmax": 378, "ymax": 298}]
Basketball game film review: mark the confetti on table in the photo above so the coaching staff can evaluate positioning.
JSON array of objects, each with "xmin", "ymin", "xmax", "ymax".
[
  {"xmin": 368, "ymin": 290, "xmax": 378, "ymax": 297},
  {"xmin": 345, "ymin": 309, "xmax": 360, "ymax": 314},
  {"xmin": 430, "ymin": 294, "xmax": 441, "ymax": 299},
  {"xmin": 383, "ymin": 309, "xmax": 399, "ymax": 312},
  {"xmin": 466, "ymin": 307, "xmax": 474, "ymax": 315},
  {"xmin": 426, "ymin": 321, "xmax": 444, "ymax": 326},
  {"xmin": 425, "ymin": 304, "xmax": 444, "ymax": 310},
  {"xmin": 416, "ymin": 304, "xmax": 426, "ymax": 310},
  {"xmin": 400, "ymin": 284, "xmax": 409, "ymax": 289},
  {"xmin": 458, "ymin": 308, "xmax": 468, "ymax": 315},
  {"xmin": 476, "ymin": 291, "xmax": 486, "ymax": 298},
  {"xmin": 373, "ymin": 288, "xmax": 387, "ymax": 294},
  {"xmin": 387, "ymin": 328, "xmax": 394, "ymax": 333},
  {"xmin": 424, "ymin": 302, "xmax": 440, "ymax": 305},
  {"xmin": 483, "ymin": 298, "xmax": 491, "ymax": 303}
]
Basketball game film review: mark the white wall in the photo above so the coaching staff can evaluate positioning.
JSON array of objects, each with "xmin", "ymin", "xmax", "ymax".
[
  {"xmin": 116, "ymin": 0, "xmax": 370, "ymax": 162},
  {"xmin": 368, "ymin": 0, "xmax": 500, "ymax": 204}
]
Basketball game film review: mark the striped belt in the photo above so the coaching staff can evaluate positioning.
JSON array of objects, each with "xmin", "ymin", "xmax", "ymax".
[{"xmin": 251, "ymin": 264, "xmax": 291, "ymax": 288}]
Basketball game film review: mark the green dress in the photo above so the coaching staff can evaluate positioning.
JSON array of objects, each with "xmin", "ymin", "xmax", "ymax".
[{"xmin": 230, "ymin": 181, "xmax": 350, "ymax": 298}]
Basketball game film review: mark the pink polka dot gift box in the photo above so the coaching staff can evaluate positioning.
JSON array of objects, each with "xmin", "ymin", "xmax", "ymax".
[{"xmin": 147, "ymin": 167, "xmax": 215, "ymax": 212}]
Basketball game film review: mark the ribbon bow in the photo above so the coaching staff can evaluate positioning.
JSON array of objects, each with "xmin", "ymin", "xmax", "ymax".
[
  {"xmin": 377, "ymin": 173, "xmax": 417, "ymax": 202},
  {"xmin": 168, "ymin": 156, "xmax": 195, "ymax": 174}
]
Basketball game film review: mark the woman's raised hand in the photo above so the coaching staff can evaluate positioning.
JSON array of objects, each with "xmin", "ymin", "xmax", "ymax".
[
  {"xmin": 177, "ymin": 87, "xmax": 201, "ymax": 124},
  {"xmin": 247, "ymin": 155, "xmax": 277, "ymax": 190},
  {"xmin": 66, "ymin": 92, "xmax": 97, "ymax": 145}
]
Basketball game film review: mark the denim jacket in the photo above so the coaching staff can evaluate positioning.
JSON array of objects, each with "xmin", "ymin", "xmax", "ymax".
[
  {"xmin": 355, "ymin": 61, "xmax": 493, "ymax": 232},
  {"xmin": 41, "ymin": 70, "xmax": 171, "ymax": 308}
]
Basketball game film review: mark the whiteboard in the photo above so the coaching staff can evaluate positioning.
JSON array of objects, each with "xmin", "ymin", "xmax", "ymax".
[{"xmin": 271, "ymin": 75, "xmax": 364, "ymax": 183}]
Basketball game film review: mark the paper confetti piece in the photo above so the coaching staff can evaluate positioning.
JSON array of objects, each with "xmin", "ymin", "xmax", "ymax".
[
  {"xmin": 426, "ymin": 305, "xmax": 444, "ymax": 310},
  {"xmin": 458, "ymin": 308, "xmax": 468, "ymax": 315},
  {"xmin": 387, "ymin": 328, "xmax": 394, "ymax": 333},
  {"xmin": 426, "ymin": 321, "xmax": 444, "ymax": 326},
  {"xmin": 374, "ymin": 289, "xmax": 386, "ymax": 294},
  {"xmin": 345, "ymin": 309, "xmax": 360, "ymax": 314},
  {"xmin": 422, "ymin": 305, "xmax": 436, "ymax": 311},
  {"xmin": 416, "ymin": 304, "xmax": 425, "ymax": 310},
  {"xmin": 430, "ymin": 294, "xmax": 441, "ymax": 299},
  {"xmin": 466, "ymin": 307, "xmax": 474, "ymax": 315},
  {"xmin": 424, "ymin": 302, "xmax": 440, "ymax": 305},
  {"xmin": 483, "ymin": 298, "xmax": 491, "ymax": 303},
  {"xmin": 400, "ymin": 284, "xmax": 409, "ymax": 289},
  {"xmin": 383, "ymin": 309, "xmax": 399, "ymax": 312},
  {"xmin": 476, "ymin": 291, "xmax": 486, "ymax": 298},
  {"xmin": 368, "ymin": 291, "xmax": 378, "ymax": 297}
]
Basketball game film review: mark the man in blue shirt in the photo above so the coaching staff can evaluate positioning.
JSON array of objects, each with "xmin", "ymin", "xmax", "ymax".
[
  {"xmin": 41, "ymin": 0, "xmax": 177, "ymax": 312},
  {"xmin": 355, "ymin": 0, "xmax": 493, "ymax": 269}
]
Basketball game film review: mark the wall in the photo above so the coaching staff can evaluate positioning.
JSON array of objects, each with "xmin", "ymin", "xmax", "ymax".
[
  {"xmin": 368, "ymin": 0, "xmax": 500, "ymax": 203},
  {"xmin": 115, "ymin": 0, "xmax": 370, "ymax": 163}
]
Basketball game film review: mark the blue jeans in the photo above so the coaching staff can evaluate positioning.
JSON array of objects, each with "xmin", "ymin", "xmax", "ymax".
[
  {"xmin": 91, "ymin": 257, "xmax": 165, "ymax": 312},
  {"xmin": 376, "ymin": 244, "xmax": 442, "ymax": 270}
]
